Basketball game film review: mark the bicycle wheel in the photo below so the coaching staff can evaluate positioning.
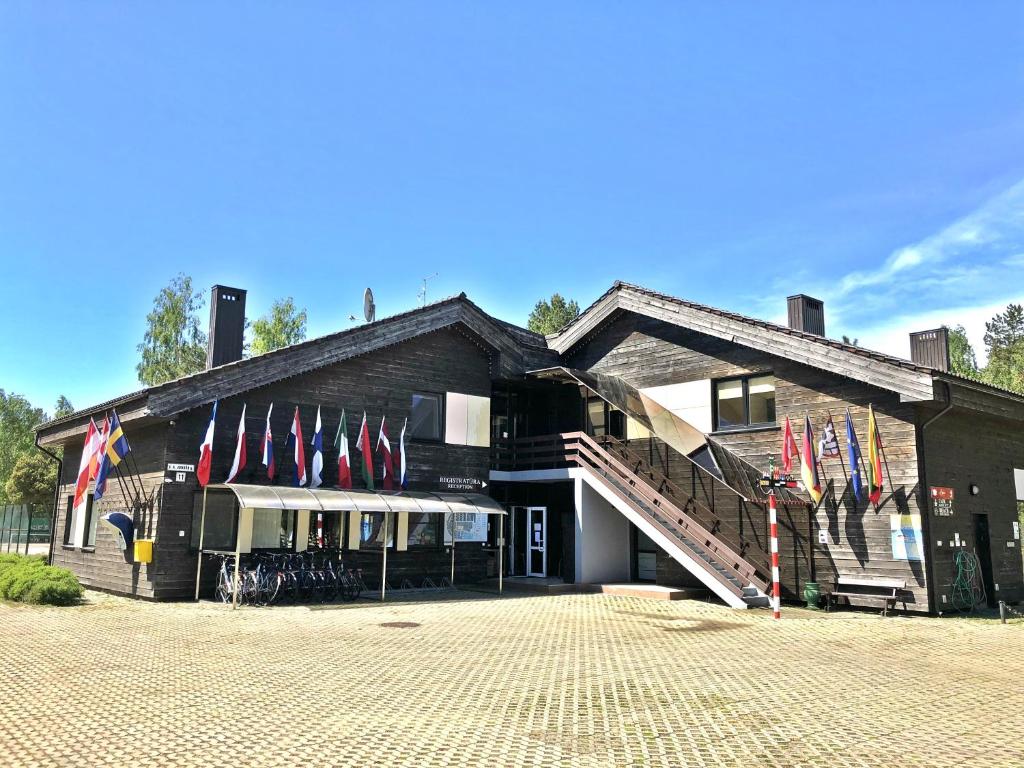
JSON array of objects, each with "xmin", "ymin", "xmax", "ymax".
[
  {"xmin": 263, "ymin": 571, "xmax": 283, "ymax": 605},
  {"xmin": 215, "ymin": 570, "xmax": 232, "ymax": 603},
  {"xmin": 280, "ymin": 571, "xmax": 298, "ymax": 604}
]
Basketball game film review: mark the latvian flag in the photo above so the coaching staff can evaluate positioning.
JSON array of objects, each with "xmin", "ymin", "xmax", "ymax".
[
  {"xmin": 262, "ymin": 403, "xmax": 276, "ymax": 481},
  {"xmin": 289, "ymin": 406, "xmax": 307, "ymax": 487},
  {"xmin": 197, "ymin": 401, "xmax": 217, "ymax": 487},
  {"xmin": 377, "ymin": 416, "xmax": 393, "ymax": 491},
  {"xmin": 334, "ymin": 410, "xmax": 352, "ymax": 489},
  {"xmin": 356, "ymin": 412, "xmax": 374, "ymax": 491},
  {"xmin": 226, "ymin": 404, "xmax": 247, "ymax": 483}
]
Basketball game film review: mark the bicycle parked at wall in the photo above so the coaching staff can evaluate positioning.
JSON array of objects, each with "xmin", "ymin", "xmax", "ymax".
[{"xmin": 212, "ymin": 550, "xmax": 362, "ymax": 606}]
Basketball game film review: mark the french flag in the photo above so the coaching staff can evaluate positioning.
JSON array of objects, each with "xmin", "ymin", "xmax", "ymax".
[
  {"xmin": 197, "ymin": 401, "xmax": 217, "ymax": 488},
  {"xmin": 310, "ymin": 406, "xmax": 323, "ymax": 489},
  {"xmin": 226, "ymin": 404, "xmax": 247, "ymax": 483},
  {"xmin": 262, "ymin": 403, "xmax": 276, "ymax": 481},
  {"xmin": 289, "ymin": 406, "xmax": 307, "ymax": 487}
]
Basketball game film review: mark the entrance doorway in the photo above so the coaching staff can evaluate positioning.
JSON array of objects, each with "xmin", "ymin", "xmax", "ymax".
[
  {"xmin": 972, "ymin": 513, "xmax": 997, "ymax": 607},
  {"xmin": 632, "ymin": 525, "xmax": 658, "ymax": 582},
  {"xmin": 507, "ymin": 506, "xmax": 548, "ymax": 577}
]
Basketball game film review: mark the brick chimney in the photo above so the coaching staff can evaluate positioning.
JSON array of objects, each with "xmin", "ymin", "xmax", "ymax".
[
  {"xmin": 206, "ymin": 285, "xmax": 247, "ymax": 369},
  {"xmin": 786, "ymin": 294, "xmax": 825, "ymax": 336},
  {"xmin": 909, "ymin": 327, "xmax": 950, "ymax": 372}
]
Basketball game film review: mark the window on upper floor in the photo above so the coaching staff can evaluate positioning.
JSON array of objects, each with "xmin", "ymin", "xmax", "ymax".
[
  {"xmin": 713, "ymin": 374, "xmax": 776, "ymax": 431},
  {"xmin": 408, "ymin": 392, "xmax": 443, "ymax": 441}
]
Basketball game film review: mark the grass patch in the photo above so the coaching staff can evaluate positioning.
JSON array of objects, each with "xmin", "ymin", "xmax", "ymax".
[{"xmin": 0, "ymin": 553, "xmax": 83, "ymax": 606}]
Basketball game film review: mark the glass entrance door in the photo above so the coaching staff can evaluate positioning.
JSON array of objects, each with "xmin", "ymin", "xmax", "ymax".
[{"xmin": 527, "ymin": 507, "xmax": 547, "ymax": 577}]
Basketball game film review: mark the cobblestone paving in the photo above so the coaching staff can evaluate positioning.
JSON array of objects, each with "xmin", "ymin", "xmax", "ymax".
[{"xmin": 1, "ymin": 591, "xmax": 1022, "ymax": 767}]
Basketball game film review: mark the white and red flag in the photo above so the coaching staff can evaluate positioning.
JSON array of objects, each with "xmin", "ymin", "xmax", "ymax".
[
  {"xmin": 73, "ymin": 419, "xmax": 100, "ymax": 511},
  {"xmin": 197, "ymin": 401, "xmax": 218, "ymax": 487},
  {"xmin": 398, "ymin": 417, "xmax": 408, "ymax": 490},
  {"xmin": 356, "ymin": 412, "xmax": 374, "ymax": 490},
  {"xmin": 289, "ymin": 406, "xmax": 307, "ymax": 487},
  {"xmin": 334, "ymin": 409, "xmax": 352, "ymax": 489},
  {"xmin": 262, "ymin": 403, "xmax": 276, "ymax": 480},
  {"xmin": 780, "ymin": 416, "xmax": 799, "ymax": 474},
  {"xmin": 226, "ymin": 404, "xmax": 247, "ymax": 483},
  {"xmin": 377, "ymin": 416, "xmax": 393, "ymax": 491}
]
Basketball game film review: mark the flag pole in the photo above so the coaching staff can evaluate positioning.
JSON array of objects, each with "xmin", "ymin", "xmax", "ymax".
[{"xmin": 827, "ymin": 409, "xmax": 850, "ymax": 504}]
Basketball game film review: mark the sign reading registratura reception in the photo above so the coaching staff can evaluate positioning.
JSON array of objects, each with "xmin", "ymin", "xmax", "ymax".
[
  {"xmin": 438, "ymin": 476, "xmax": 487, "ymax": 492},
  {"xmin": 929, "ymin": 486, "xmax": 954, "ymax": 516}
]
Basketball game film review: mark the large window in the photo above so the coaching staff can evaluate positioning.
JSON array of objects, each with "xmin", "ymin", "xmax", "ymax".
[
  {"xmin": 408, "ymin": 392, "xmax": 443, "ymax": 441},
  {"xmin": 63, "ymin": 496, "xmax": 74, "ymax": 546},
  {"xmin": 251, "ymin": 509, "xmax": 295, "ymax": 549},
  {"xmin": 359, "ymin": 512, "xmax": 394, "ymax": 548},
  {"xmin": 190, "ymin": 491, "xmax": 238, "ymax": 551},
  {"xmin": 308, "ymin": 511, "xmax": 345, "ymax": 549},
  {"xmin": 714, "ymin": 374, "xmax": 776, "ymax": 430},
  {"xmin": 406, "ymin": 513, "xmax": 440, "ymax": 548}
]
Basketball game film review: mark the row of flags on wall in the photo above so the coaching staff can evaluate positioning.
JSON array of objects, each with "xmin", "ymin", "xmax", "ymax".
[
  {"xmin": 197, "ymin": 402, "xmax": 408, "ymax": 492},
  {"xmin": 73, "ymin": 409, "xmax": 137, "ymax": 519},
  {"xmin": 779, "ymin": 405, "xmax": 886, "ymax": 507}
]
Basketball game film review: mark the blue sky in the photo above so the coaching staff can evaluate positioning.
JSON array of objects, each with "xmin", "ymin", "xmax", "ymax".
[{"xmin": 3, "ymin": 3, "xmax": 1024, "ymax": 415}]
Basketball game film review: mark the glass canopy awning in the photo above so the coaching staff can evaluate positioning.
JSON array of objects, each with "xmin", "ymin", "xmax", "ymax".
[{"xmin": 204, "ymin": 483, "xmax": 505, "ymax": 516}]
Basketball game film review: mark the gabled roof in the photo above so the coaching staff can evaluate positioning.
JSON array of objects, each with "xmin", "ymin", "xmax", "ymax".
[{"xmin": 37, "ymin": 294, "xmax": 557, "ymax": 444}]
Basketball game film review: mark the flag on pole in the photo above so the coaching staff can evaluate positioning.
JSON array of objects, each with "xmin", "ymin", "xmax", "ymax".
[
  {"xmin": 334, "ymin": 410, "xmax": 352, "ymax": 489},
  {"xmin": 818, "ymin": 413, "xmax": 840, "ymax": 459},
  {"xmin": 262, "ymin": 403, "xmax": 276, "ymax": 481},
  {"xmin": 288, "ymin": 407, "xmax": 307, "ymax": 487},
  {"xmin": 72, "ymin": 419, "xmax": 100, "ymax": 511},
  {"xmin": 399, "ymin": 417, "xmax": 408, "ymax": 489},
  {"xmin": 310, "ymin": 406, "xmax": 324, "ymax": 489},
  {"xmin": 226, "ymin": 404, "xmax": 247, "ymax": 483},
  {"xmin": 845, "ymin": 409, "xmax": 864, "ymax": 503},
  {"xmin": 196, "ymin": 401, "xmax": 218, "ymax": 488},
  {"xmin": 377, "ymin": 416, "xmax": 393, "ymax": 491},
  {"xmin": 800, "ymin": 415, "xmax": 823, "ymax": 504},
  {"xmin": 356, "ymin": 412, "xmax": 375, "ymax": 491},
  {"xmin": 95, "ymin": 410, "xmax": 131, "ymax": 500},
  {"xmin": 92, "ymin": 416, "xmax": 110, "ymax": 494},
  {"xmin": 867, "ymin": 404, "xmax": 884, "ymax": 505},
  {"xmin": 780, "ymin": 416, "xmax": 799, "ymax": 474}
]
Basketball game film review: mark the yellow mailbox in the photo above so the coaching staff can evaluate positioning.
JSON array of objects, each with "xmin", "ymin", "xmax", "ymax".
[{"xmin": 134, "ymin": 539, "xmax": 154, "ymax": 564}]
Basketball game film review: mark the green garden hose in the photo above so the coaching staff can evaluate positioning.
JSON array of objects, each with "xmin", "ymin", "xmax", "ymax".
[{"xmin": 951, "ymin": 550, "xmax": 986, "ymax": 612}]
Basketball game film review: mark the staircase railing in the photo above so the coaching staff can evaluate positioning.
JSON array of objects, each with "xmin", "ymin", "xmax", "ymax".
[{"xmin": 493, "ymin": 432, "xmax": 771, "ymax": 592}]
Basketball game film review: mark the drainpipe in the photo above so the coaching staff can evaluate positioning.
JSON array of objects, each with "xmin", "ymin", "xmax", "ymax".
[
  {"xmin": 916, "ymin": 380, "xmax": 954, "ymax": 614},
  {"xmin": 35, "ymin": 436, "xmax": 63, "ymax": 565}
]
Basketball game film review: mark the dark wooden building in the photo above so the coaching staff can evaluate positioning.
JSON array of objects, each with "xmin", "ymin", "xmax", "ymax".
[{"xmin": 37, "ymin": 282, "xmax": 1024, "ymax": 612}]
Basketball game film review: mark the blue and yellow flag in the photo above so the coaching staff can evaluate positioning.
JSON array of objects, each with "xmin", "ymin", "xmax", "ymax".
[{"xmin": 94, "ymin": 411, "xmax": 131, "ymax": 501}]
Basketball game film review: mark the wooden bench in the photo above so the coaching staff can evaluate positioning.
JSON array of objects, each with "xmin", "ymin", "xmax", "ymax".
[{"xmin": 826, "ymin": 577, "xmax": 907, "ymax": 616}]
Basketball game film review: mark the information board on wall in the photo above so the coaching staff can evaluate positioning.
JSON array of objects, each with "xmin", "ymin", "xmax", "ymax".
[
  {"xmin": 890, "ymin": 513, "xmax": 923, "ymax": 561},
  {"xmin": 444, "ymin": 512, "xmax": 488, "ymax": 543},
  {"xmin": 929, "ymin": 486, "xmax": 954, "ymax": 516}
]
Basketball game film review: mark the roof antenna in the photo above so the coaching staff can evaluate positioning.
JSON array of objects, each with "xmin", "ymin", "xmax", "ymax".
[
  {"xmin": 418, "ymin": 273, "xmax": 438, "ymax": 307},
  {"xmin": 363, "ymin": 287, "xmax": 376, "ymax": 323}
]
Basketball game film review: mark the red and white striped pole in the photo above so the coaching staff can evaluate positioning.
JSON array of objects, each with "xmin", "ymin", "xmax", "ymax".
[
  {"xmin": 769, "ymin": 491, "xmax": 781, "ymax": 620},
  {"xmin": 316, "ymin": 512, "xmax": 323, "ymax": 548}
]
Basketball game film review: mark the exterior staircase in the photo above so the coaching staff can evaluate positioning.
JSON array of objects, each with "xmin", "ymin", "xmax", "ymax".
[{"xmin": 493, "ymin": 432, "xmax": 771, "ymax": 608}]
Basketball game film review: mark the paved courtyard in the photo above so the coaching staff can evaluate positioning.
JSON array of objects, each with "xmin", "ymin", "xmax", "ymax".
[{"xmin": 1, "ymin": 590, "xmax": 1022, "ymax": 768}]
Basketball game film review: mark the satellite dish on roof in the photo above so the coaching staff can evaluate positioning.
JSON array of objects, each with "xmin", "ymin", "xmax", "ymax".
[{"xmin": 363, "ymin": 288, "xmax": 376, "ymax": 323}]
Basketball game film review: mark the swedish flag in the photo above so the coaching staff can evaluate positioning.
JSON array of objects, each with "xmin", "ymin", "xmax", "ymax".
[{"xmin": 94, "ymin": 410, "xmax": 131, "ymax": 501}]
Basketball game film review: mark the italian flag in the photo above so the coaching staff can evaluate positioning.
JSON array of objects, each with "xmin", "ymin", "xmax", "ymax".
[
  {"xmin": 334, "ymin": 410, "xmax": 352, "ymax": 489},
  {"xmin": 356, "ymin": 411, "xmax": 374, "ymax": 490}
]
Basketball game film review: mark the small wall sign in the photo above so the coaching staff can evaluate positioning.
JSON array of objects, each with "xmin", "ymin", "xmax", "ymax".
[
  {"xmin": 167, "ymin": 463, "xmax": 195, "ymax": 473},
  {"xmin": 929, "ymin": 486, "xmax": 954, "ymax": 516},
  {"xmin": 438, "ymin": 476, "xmax": 487, "ymax": 492}
]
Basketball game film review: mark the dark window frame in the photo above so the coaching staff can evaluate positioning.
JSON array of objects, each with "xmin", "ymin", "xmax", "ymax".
[
  {"xmin": 62, "ymin": 495, "xmax": 74, "ymax": 546},
  {"xmin": 407, "ymin": 391, "xmax": 445, "ymax": 444},
  {"xmin": 712, "ymin": 373, "xmax": 777, "ymax": 432},
  {"xmin": 189, "ymin": 490, "xmax": 240, "ymax": 553},
  {"xmin": 405, "ymin": 512, "xmax": 443, "ymax": 550},
  {"xmin": 82, "ymin": 494, "xmax": 96, "ymax": 549}
]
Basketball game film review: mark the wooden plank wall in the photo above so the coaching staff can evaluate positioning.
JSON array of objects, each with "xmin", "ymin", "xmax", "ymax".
[
  {"xmin": 566, "ymin": 311, "xmax": 933, "ymax": 610},
  {"xmin": 922, "ymin": 408, "xmax": 1024, "ymax": 606},
  {"xmin": 50, "ymin": 422, "xmax": 168, "ymax": 598},
  {"xmin": 154, "ymin": 326, "xmax": 496, "ymax": 599}
]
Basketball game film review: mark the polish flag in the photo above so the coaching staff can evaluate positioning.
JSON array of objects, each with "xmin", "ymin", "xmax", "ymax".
[
  {"xmin": 377, "ymin": 416, "xmax": 393, "ymax": 491},
  {"xmin": 398, "ymin": 417, "xmax": 408, "ymax": 490},
  {"xmin": 310, "ymin": 406, "xmax": 324, "ymax": 489},
  {"xmin": 226, "ymin": 404, "xmax": 247, "ymax": 483},
  {"xmin": 335, "ymin": 410, "xmax": 352, "ymax": 489},
  {"xmin": 289, "ymin": 407, "xmax": 307, "ymax": 487},
  {"xmin": 780, "ymin": 417, "xmax": 799, "ymax": 474},
  {"xmin": 197, "ymin": 401, "xmax": 218, "ymax": 487},
  {"xmin": 262, "ymin": 403, "xmax": 276, "ymax": 481},
  {"xmin": 73, "ymin": 419, "xmax": 100, "ymax": 510}
]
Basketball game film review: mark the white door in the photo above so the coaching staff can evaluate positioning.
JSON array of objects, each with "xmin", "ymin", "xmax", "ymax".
[{"xmin": 527, "ymin": 506, "xmax": 547, "ymax": 577}]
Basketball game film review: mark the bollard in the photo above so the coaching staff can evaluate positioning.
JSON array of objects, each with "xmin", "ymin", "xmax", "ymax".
[{"xmin": 999, "ymin": 600, "xmax": 1006, "ymax": 624}]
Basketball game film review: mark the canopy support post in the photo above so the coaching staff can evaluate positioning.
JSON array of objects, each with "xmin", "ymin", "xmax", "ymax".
[
  {"xmin": 498, "ymin": 515, "xmax": 504, "ymax": 595},
  {"xmin": 450, "ymin": 531, "xmax": 456, "ymax": 586},
  {"xmin": 231, "ymin": 507, "xmax": 242, "ymax": 611},
  {"xmin": 380, "ymin": 510, "xmax": 389, "ymax": 602},
  {"xmin": 194, "ymin": 487, "xmax": 207, "ymax": 601}
]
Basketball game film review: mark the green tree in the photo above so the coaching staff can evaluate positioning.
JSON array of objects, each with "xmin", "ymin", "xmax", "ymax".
[
  {"xmin": 841, "ymin": 335, "xmax": 859, "ymax": 346},
  {"xmin": 527, "ymin": 293, "xmax": 581, "ymax": 335},
  {"xmin": 250, "ymin": 297, "xmax": 308, "ymax": 356},
  {"xmin": 54, "ymin": 396, "xmax": 74, "ymax": 420},
  {"xmin": 136, "ymin": 274, "xmax": 208, "ymax": 386},
  {"xmin": 0, "ymin": 390, "xmax": 46, "ymax": 505},
  {"xmin": 4, "ymin": 451, "xmax": 57, "ymax": 505},
  {"xmin": 981, "ymin": 303, "xmax": 1024, "ymax": 394},
  {"xmin": 945, "ymin": 325, "xmax": 978, "ymax": 378}
]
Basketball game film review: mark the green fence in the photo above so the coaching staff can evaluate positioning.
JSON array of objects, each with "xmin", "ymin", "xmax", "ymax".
[{"xmin": 0, "ymin": 504, "xmax": 52, "ymax": 555}]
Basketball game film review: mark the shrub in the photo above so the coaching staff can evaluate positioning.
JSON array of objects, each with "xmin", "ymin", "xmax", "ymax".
[{"xmin": 0, "ymin": 554, "xmax": 81, "ymax": 606}]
